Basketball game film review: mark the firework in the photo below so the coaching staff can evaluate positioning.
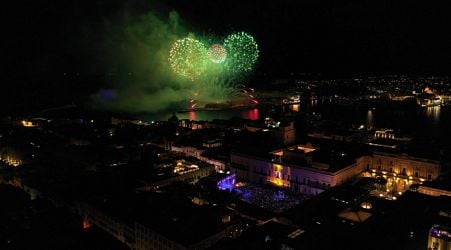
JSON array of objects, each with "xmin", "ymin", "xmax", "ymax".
[
  {"xmin": 167, "ymin": 32, "xmax": 260, "ymax": 109},
  {"xmin": 208, "ymin": 44, "xmax": 227, "ymax": 63},
  {"xmin": 194, "ymin": 77, "xmax": 240, "ymax": 105},
  {"xmin": 169, "ymin": 37, "xmax": 208, "ymax": 79},
  {"xmin": 224, "ymin": 32, "xmax": 259, "ymax": 73}
]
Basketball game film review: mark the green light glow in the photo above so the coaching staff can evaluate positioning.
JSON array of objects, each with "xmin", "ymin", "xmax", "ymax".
[
  {"xmin": 95, "ymin": 11, "xmax": 262, "ymax": 113},
  {"xmin": 208, "ymin": 44, "xmax": 227, "ymax": 63},
  {"xmin": 224, "ymin": 32, "xmax": 259, "ymax": 73},
  {"xmin": 169, "ymin": 37, "xmax": 208, "ymax": 79}
]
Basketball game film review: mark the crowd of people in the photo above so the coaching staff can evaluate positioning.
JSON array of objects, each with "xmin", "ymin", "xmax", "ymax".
[{"xmin": 235, "ymin": 184, "xmax": 305, "ymax": 213}]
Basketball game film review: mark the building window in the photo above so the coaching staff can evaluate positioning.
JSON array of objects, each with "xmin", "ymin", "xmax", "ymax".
[
  {"xmin": 415, "ymin": 172, "xmax": 418, "ymax": 178},
  {"xmin": 428, "ymin": 174, "xmax": 432, "ymax": 180}
]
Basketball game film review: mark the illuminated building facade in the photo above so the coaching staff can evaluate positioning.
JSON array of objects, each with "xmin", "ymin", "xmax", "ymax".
[
  {"xmin": 374, "ymin": 129, "xmax": 395, "ymax": 139},
  {"xmin": 360, "ymin": 151, "xmax": 440, "ymax": 194},
  {"xmin": 202, "ymin": 139, "xmax": 222, "ymax": 148},
  {"xmin": 428, "ymin": 225, "xmax": 451, "ymax": 250},
  {"xmin": 417, "ymin": 94, "xmax": 443, "ymax": 107},
  {"xmin": 169, "ymin": 145, "xmax": 226, "ymax": 170},
  {"xmin": 0, "ymin": 147, "xmax": 29, "ymax": 167},
  {"xmin": 282, "ymin": 95, "xmax": 301, "ymax": 104},
  {"xmin": 231, "ymin": 145, "xmax": 441, "ymax": 197},
  {"xmin": 418, "ymin": 186, "xmax": 451, "ymax": 197},
  {"xmin": 231, "ymin": 144, "xmax": 366, "ymax": 195},
  {"xmin": 140, "ymin": 164, "xmax": 215, "ymax": 191}
]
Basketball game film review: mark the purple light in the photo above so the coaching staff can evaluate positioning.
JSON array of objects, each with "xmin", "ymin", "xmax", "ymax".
[
  {"xmin": 217, "ymin": 174, "xmax": 236, "ymax": 191},
  {"xmin": 273, "ymin": 190, "xmax": 286, "ymax": 201},
  {"xmin": 242, "ymin": 191, "xmax": 252, "ymax": 199},
  {"xmin": 430, "ymin": 226, "xmax": 451, "ymax": 240}
]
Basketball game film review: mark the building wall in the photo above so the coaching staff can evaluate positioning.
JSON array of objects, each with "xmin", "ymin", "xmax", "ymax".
[
  {"xmin": 245, "ymin": 122, "xmax": 296, "ymax": 145},
  {"xmin": 332, "ymin": 163, "xmax": 366, "ymax": 186},
  {"xmin": 80, "ymin": 203, "xmax": 136, "ymax": 249},
  {"xmin": 135, "ymin": 223, "xmax": 186, "ymax": 250},
  {"xmin": 171, "ymin": 146, "xmax": 204, "ymax": 158},
  {"xmin": 202, "ymin": 141, "xmax": 222, "ymax": 148},
  {"xmin": 142, "ymin": 165, "xmax": 215, "ymax": 190},
  {"xmin": 361, "ymin": 152, "xmax": 440, "ymax": 181},
  {"xmin": 230, "ymin": 152, "xmax": 363, "ymax": 195},
  {"xmin": 170, "ymin": 145, "xmax": 226, "ymax": 170},
  {"xmin": 232, "ymin": 150, "xmax": 441, "ymax": 196},
  {"xmin": 230, "ymin": 153, "xmax": 271, "ymax": 184},
  {"xmin": 271, "ymin": 122, "xmax": 296, "ymax": 145},
  {"xmin": 427, "ymin": 225, "xmax": 451, "ymax": 250},
  {"xmin": 79, "ymin": 203, "xmax": 188, "ymax": 250},
  {"xmin": 418, "ymin": 186, "xmax": 451, "ymax": 197},
  {"xmin": 308, "ymin": 131, "xmax": 365, "ymax": 143}
]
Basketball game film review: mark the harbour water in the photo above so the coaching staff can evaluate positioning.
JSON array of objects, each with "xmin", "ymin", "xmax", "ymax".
[{"xmin": 142, "ymin": 100, "xmax": 451, "ymax": 146}]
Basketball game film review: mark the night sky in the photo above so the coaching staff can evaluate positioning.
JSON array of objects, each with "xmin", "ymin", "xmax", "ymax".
[{"xmin": 2, "ymin": 0, "xmax": 451, "ymax": 114}]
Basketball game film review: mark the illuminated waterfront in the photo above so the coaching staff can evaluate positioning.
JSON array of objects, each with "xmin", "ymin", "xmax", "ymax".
[{"xmin": 143, "ymin": 100, "xmax": 451, "ymax": 145}]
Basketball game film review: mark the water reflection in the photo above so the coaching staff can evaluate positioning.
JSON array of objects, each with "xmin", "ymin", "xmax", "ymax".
[
  {"xmin": 311, "ymin": 99, "xmax": 318, "ymax": 107},
  {"xmin": 426, "ymin": 106, "xmax": 440, "ymax": 124},
  {"xmin": 244, "ymin": 108, "xmax": 260, "ymax": 120},
  {"xmin": 309, "ymin": 99, "xmax": 318, "ymax": 113},
  {"xmin": 189, "ymin": 111, "xmax": 196, "ymax": 121},
  {"xmin": 367, "ymin": 109, "xmax": 374, "ymax": 129}
]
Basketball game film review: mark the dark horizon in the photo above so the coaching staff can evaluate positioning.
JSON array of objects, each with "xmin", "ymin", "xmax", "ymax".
[
  {"xmin": 3, "ymin": 0, "xmax": 451, "ymax": 75},
  {"xmin": 2, "ymin": 0, "xmax": 451, "ymax": 115}
]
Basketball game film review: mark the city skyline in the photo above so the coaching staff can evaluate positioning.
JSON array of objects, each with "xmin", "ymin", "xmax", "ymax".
[{"xmin": 1, "ymin": 1, "xmax": 451, "ymax": 250}]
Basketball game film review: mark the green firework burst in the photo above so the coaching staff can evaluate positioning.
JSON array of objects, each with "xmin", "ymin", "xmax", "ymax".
[
  {"xmin": 169, "ymin": 37, "xmax": 208, "ymax": 79},
  {"xmin": 224, "ymin": 32, "xmax": 259, "ymax": 73},
  {"xmin": 208, "ymin": 44, "xmax": 227, "ymax": 63}
]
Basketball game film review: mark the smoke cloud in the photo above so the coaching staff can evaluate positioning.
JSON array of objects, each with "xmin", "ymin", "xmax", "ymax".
[
  {"xmin": 89, "ymin": 9, "xmax": 198, "ymax": 113},
  {"xmin": 87, "ymin": 5, "xmax": 254, "ymax": 114}
]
